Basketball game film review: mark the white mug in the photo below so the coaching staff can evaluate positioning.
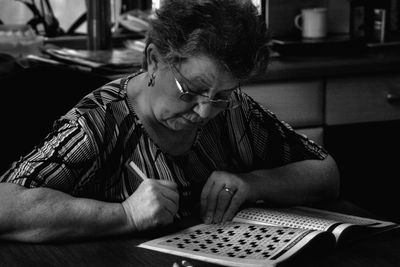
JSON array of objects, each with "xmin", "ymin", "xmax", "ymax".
[{"xmin": 294, "ymin": 8, "xmax": 327, "ymax": 39}]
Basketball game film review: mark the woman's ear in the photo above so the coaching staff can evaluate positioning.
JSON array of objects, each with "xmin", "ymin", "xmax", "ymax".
[{"xmin": 146, "ymin": 43, "xmax": 160, "ymax": 73}]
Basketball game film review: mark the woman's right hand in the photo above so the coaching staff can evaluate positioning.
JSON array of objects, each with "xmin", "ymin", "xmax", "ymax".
[{"xmin": 121, "ymin": 179, "xmax": 179, "ymax": 231}]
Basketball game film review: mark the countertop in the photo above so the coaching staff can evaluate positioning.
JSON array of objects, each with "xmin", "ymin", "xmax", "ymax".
[{"xmin": 250, "ymin": 47, "xmax": 400, "ymax": 83}]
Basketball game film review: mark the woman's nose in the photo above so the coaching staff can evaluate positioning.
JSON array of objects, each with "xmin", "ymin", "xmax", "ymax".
[{"xmin": 193, "ymin": 102, "xmax": 214, "ymax": 118}]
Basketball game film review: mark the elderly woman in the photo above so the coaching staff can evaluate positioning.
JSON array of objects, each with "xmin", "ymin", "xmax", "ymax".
[{"xmin": 0, "ymin": 0, "xmax": 339, "ymax": 242}]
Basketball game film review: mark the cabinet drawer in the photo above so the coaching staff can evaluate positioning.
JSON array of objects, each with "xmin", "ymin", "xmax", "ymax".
[
  {"xmin": 242, "ymin": 80, "xmax": 324, "ymax": 128},
  {"xmin": 326, "ymin": 74, "xmax": 400, "ymax": 125}
]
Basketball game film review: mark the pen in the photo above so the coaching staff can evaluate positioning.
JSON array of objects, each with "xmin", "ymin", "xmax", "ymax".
[
  {"xmin": 128, "ymin": 161, "xmax": 182, "ymax": 221},
  {"xmin": 128, "ymin": 160, "xmax": 148, "ymax": 181}
]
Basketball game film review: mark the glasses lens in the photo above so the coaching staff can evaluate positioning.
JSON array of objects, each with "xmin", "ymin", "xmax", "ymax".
[
  {"xmin": 179, "ymin": 92, "xmax": 198, "ymax": 102},
  {"xmin": 211, "ymin": 98, "xmax": 241, "ymax": 110},
  {"xmin": 178, "ymin": 81, "xmax": 241, "ymax": 110},
  {"xmin": 212, "ymin": 101, "xmax": 229, "ymax": 109}
]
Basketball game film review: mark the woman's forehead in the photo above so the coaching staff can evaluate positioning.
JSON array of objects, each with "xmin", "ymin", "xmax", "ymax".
[{"xmin": 178, "ymin": 55, "xmax": 238, "ymax": 88}]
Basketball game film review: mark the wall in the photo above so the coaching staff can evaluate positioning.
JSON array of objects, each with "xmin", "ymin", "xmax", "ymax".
[
  {"xmin": 266, "ymin": 0, "xmax": 350, "ymax": 37},
  {"xmin": 0, "ymin": 0, "xmax": 351, "ymax": 36},
  {"xmin": 0, "ymin": 0, "xmax": 86, "ymax": 33},
  {"xmin": 327, "ymin": 0, "xmax": 350, "ymax": 33}
]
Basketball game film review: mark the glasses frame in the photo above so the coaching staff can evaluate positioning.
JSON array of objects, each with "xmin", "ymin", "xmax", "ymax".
[{"xmin": 169, "ymin": 64, "xmax": 241, "ymax": 109}]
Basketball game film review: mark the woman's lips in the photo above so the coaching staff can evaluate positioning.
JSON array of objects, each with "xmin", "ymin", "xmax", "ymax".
[{"xmin": 181, "ymin": 116, "xmax": 205, "ymax": 126}]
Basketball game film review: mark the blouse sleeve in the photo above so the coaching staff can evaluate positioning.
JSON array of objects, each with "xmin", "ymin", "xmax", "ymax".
[
  {"xmin": 0, "ymin": 115, "xmax": 99, "ymax": 193},
  {"xmin": 227, "ymin": 91, "xmax": 328, "ymax": 169}
]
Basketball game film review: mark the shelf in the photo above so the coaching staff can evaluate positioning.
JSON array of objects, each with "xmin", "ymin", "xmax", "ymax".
[{"xmin": 44, "ymin": 32, "xmax": 145, "ymax": 50}]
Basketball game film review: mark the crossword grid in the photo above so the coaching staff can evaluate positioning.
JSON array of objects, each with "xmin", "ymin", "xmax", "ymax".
[{"xmin": 157, "ymin": 222, "xmax": 311, "ymax": 260}]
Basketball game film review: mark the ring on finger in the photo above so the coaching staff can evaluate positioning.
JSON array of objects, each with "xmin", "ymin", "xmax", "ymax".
[{"xmin": 222, "ymin": 186, "xmax": 235, "ymax": 196}]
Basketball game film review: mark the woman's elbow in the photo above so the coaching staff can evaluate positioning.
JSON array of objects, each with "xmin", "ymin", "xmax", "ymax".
[
  {"xmin": 0, "ymin": 183, "xmax": 56, "ymax": 243},
  {"xmin": 322, "ymin": 155, "xmax": 341, "ymax": 200}
]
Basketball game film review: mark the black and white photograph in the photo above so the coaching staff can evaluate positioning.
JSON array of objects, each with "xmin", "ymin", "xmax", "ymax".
[{"xmin": 0, "ymin": 0, "xmax": 400, "ymax": 266}]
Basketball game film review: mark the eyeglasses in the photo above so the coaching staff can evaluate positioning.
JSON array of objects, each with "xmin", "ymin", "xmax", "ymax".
[{"xmin": 169, "ymin": 64, "xmax": 241, "ymax": 110}]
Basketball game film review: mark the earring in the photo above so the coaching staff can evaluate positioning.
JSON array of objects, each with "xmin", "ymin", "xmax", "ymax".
[{"xmin": 148, "ymin": 72, "xmax": 156, "ymax": 87}]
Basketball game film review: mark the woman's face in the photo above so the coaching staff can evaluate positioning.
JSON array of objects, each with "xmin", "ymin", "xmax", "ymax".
[{"xmin": 150, "ymin": 55, "xmax": 239, "ymax": 132}]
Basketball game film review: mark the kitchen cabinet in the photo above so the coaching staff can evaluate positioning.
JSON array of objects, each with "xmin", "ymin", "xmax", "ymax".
[
  {"xmin": 325, "ymin": 72, "xmax": 400, "ymax": 222},
  {"xmin": 243, "ymin": 52, "xmax": 400, "ymax": 222},
  {"xmin": 326, "ymin": 73, "xmax": 400, "ymax": 125}
]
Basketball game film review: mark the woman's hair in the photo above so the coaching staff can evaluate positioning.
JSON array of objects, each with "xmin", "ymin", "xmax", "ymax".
[{"xmin": 142, "ymin": 0, "xmax": 270, "ymax": 80}]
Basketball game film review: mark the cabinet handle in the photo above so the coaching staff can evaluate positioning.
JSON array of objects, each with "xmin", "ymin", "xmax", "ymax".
[{"xmin": 386, "ymin": 92, "xmax": 400, "ymax": 103}]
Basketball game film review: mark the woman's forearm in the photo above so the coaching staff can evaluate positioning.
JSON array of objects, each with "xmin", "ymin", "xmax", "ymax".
[
  {"xmin": 0, "ymin": 183, "xmax": 130, "ymax": 242},
  {"xmin": 245, "ymin": 155, "xmax": 340, "ymax": 206}
]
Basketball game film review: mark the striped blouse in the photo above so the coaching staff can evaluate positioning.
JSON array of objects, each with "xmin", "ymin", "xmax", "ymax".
[{"xmin": 0, "ymin": 72, "xmax": 328, "ymax": 216}]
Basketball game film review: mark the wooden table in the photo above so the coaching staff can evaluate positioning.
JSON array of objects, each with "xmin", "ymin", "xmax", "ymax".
[{"xmin": 1, "ymin": 203, "xmax": 400, "ymax": 267}]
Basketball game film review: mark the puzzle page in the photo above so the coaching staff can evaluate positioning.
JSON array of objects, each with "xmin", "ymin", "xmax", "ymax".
[
  {"xmin": 139, "ymin": 222, "xmax": 331, "ymax": 267},
  {"xmin": 233, "ymin": 206, "xmax": 398, "ymax": 242},
  {"xmin": 294, "ymin": 206, "xmax": 396, "ymax": 228},
  {"xmin": 234, "ymin": 207, "xmax": 341, "ymax": 232}
]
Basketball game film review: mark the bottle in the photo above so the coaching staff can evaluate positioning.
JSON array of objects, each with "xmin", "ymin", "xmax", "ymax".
[
  {"xmin": 87, "ymin": 1, "xmax": 113, "ymax": 50},
  {"xmin": 349, "ymin": 0, "xmax": 368, "ymax": 41},
  {"xmin": 373, "ymin": 8, "xmax": 387, "ymax": 42},
  {"xmin": 349, "ymin": 0, "xmax": 391, "ymax": 43}
]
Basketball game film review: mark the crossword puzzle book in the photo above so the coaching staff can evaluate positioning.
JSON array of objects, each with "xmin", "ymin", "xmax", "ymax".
[{"xmin": 138, "ymin": 206, "xmax": 398, "ymax": 267}]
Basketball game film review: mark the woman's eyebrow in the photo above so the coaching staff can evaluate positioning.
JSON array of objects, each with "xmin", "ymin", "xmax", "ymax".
[
  {"xmin": 175, "ymin": 71, "xmax": 205, "ymax": 90},
  {"xmin": 191, "ymin": 76, "xmax": 210, "ymax": 87},
  {"xmin": 190, "ymin": 75, "xmax": 238, "ymax": 92}
]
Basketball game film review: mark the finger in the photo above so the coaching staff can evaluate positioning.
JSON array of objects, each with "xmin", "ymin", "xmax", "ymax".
[
  {"xmin": 150, "ymin": 180, "xmax": 179, "ymax": 206},
  {"xmin": 162, "ymin": 195, "xmax": 179, "ymax": 214},
  {"xmin": 157, "ymin": 186, "xmax": 180, "ymax": 216},
  {"xmin": 200, "ymin": 179, "xmax": 214, "ymax": 216},
  {"xmin": 156, "ymin": 208, "xmax": 175, "ymax": 226},
  {"xmin": 156, "ymin": 179, "xmax": 179, "ymax": 190},
  {"xmin": 203, "ymin": 183, "xmax": 225, "ymax": 224},
  {"xmin": 213, "ymin": 188, "xmax": 233, "ymax": 223},
  {"xmin": 161, "ymin": 192, "xmax": 179, "ymax": 214},
  {"xmin": 153, "ymin": 193, "xmax": 179, "ymax": 225},
  {"xmin": 221, "ymin": 191, "xmax": 244, "ymax": 223},
  {"xmin": 160, "ymin": 205, "xmax": 177, "ymax": 223},
  {"xmin": 142, "ymin": 180, "xmax": 180, "ymax": 216},
  {"xmin": 159, "ymin": 184, "xmax": 180, "ymax": 206}
]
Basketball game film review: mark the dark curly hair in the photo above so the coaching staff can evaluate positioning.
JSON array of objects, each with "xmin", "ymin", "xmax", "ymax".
[{"xmin": 142, "ymin": 0, "xmax": 270, "ymax": 81}]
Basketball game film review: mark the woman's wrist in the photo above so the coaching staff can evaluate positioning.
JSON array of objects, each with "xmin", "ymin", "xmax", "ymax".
[
  {"xmin": 120, "ymin": 201, "xmax": 139, "ymax": 233},
  {"xmin": 239, "ymin": 172, "xmax": 266, "ymax": 203}
]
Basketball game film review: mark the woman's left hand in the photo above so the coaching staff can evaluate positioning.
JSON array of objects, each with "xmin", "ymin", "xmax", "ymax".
[{"xmin": 200, "ymin": 171, "xmax": 251, "ymax": 224}]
